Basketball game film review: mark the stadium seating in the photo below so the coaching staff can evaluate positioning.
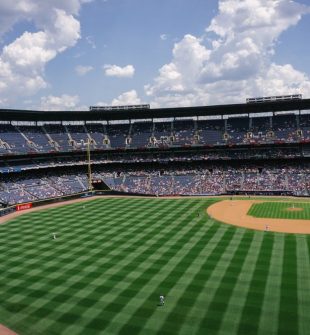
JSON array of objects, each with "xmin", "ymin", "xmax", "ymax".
[
  {"xmin": 90, "ymin": 162, "xmax": 310, "ymax": 197},
  {"xmin": 1, "ymin": 113, "xmax": 310, "ymax": 156},
  {"xmin": 0, "ymin": 105, "xmax": 309, "ymax": 206},
  {"xmin": 0, "ymin": 171, "xmax": 89, "ymax": 205}
]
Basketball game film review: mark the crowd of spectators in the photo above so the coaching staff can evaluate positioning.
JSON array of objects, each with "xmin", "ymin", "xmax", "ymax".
[
  {"xmin": 0, "ymin": 113, "xmax": 309, "ymax": 155},
  {"xmin": 0, "ymin": 160, "xmax": 309, "ymax": 206},
  {"xmin": 0, "ymin": 146, "xmax": 306, "ymax": 175},
  {"xmin": 0, "ymin": 169, "xmax": 88, "ymax": 205},
  {"xmin": 106, "ymin": 163, "xmax": 309, "ymax": 196}
]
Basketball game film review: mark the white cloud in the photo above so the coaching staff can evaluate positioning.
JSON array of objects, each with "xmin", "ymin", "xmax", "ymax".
[
  {"xmin": 111, "ymin": 90, "xmax": 141, "ymax": 105},
  {"xmin": 103, "ymin": 64, "xmax": 135, "ymax": 78},
  {"xmin": 94, "ymin": 90, "xmax": 142, "ymax": 107},
  {"xmin": 0, "ymin": 1, "xmax": 85, "ymax": 103},
  {"xmin": 160, "ymin": 34, "xmax": 168, "ymax": 41},
  {"xmin": 40, "ymin": 94, "xmax": 81, "ymax": 111},
  {"xmin": 254, "ymin": 63, "xmax": 310, "ymax": 97},
  {"xmin": 145, "ymin": 0, "xmax": 310, "ymax": 107},
  {"xmin": 0, "ymin": 1, "xmax": 38, "ymax": 38},
  {"xmin": 75, "ymin": 65, "xmax": 93, "ymax": 76},
  {"xmin": 145, "ymin": 34, "xmax": 210, "ymax": 98},
  {"xmin": 0, "ymin": 1, "xmax": 85, "ymax": 38}
]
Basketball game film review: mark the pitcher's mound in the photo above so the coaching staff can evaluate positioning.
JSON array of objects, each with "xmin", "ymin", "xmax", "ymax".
[{"xmin": 286, "ymin": 207, "xmax": 303, "ymax": 212}]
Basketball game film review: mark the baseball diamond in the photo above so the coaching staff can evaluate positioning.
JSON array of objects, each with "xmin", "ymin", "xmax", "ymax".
[
  {"xmin": 207, "ymin": 199, "xmax": 310, "ymax": 233},
  {"xmin": 0, "ymin": 197, "xmax": 310, "ymax": 335}
]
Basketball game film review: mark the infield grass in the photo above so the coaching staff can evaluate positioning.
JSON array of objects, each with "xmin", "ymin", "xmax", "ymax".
[
  {"xmin": 248, "ymin": 201, "xmax": 310, "ymax": 220},
  {"xmin": 0, "ymin": 197, "xmax": 310, "ymax": 335}
]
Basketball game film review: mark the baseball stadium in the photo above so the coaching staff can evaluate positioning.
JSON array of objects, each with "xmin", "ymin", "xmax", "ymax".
[{"xmin": 0, "ymin": 95, "xmax": 310, "ymax": 335}]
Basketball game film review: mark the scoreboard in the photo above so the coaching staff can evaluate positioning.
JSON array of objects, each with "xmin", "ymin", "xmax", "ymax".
[{"xmin": 91, "ymin": 179, "xmax": 110, "ymax": 190}]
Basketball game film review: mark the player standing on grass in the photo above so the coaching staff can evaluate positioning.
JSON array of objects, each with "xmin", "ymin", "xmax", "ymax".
[{"xmin": 159, "ymin": 295, "xmax": 165, "ymax": 306}]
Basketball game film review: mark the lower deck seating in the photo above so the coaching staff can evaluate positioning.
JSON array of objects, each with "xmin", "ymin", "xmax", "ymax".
[{"xmin": 0, "ymin": 161, "xmax": 309, "ymax": 205}]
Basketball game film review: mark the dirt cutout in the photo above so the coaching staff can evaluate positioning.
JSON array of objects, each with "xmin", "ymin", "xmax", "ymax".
[{"xmin": 207, "ymin": 200, "xmax": 310, "ymax": 234}]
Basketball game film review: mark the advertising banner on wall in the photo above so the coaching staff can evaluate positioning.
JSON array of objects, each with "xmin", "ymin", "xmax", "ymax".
[{"xmin": 16, "ymin": 203, "xmax": 33, "ymax": 211}]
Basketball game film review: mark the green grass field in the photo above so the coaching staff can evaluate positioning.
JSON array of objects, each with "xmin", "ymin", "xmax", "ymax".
[
  {"xmin": 0, "ymin": 197, "xmax": 310, "ymax": 335},
  {"xmin": 248, "ymin": 201, "xmax": 310, "ymax": 220}
]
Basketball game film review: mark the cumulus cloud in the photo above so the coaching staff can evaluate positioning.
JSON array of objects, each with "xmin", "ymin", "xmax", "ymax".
[
  {"xmin": 111, "ymin": 90, "xmax": 141, "ymax": 105},
  {"xmin": 40, "ymin": 94, "xmax": 81, "ymax": 111},
  {"xmin": 0, "ymin": 1, "xmax": 38, "ymax": 38},
  {"xmin": 103, "ymin": 64, "xmax": 135, "ymax": 78},
  {"xmin": 96, "ymin": 90, "xmax": 142, "ymax": 107},
  {"xmin": 145, "ymin": 34, "xmax": 210, "ymax": 98},
  {"xmin": 0, "ymin": 1, "xmax": 86, "ymax": 103},
  {"xmin": 75, "ymin": 65, "xmax": 93, "ymax": 76},
  {"xmin": 145, "ymin": 0, "xmax": 310, "ymax": 107}
]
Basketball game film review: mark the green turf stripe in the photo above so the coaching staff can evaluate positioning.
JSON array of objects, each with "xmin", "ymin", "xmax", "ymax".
[
  {"xmin": 85, "ymin": 201, "xmax": 206, "ymax": 332},
  {"xmin": 296, "ymin": 236, "xmax": 310, "ymax": 335},
  {"xmin": 236, "ymin": 233, "xmax": 274, "ymax": 335},
  {"xmin": 257, "ymin": 234, "xmax": 284, "ymax": 335},
  {"xmin": 217, "ymin": 232, "xmax": 265, "ymax": 335},
  {"xmin": 151, "ymin": 226, "xmax": 236, "ymax": 335},
  {"xmin": 278, "ymin": 235, "xmax": 298, "ymax": 335},
  {"xmin": 196, "ymin": 229, "xmax": 254, "ymax": 334},
  {"xmin": 0, "ymin": 199, "xmax": 153, "ymax": 252},
  {"xmin": 0, "ymin": 197, "xmax": 309, "ymax": 335},
  {"xmin": 1, "ymin": 201, "xmax": 168, "ymax": 287},
  {"xmin": 115, "ymin": 221, "xmax": 223, "ymax": 335},
  {"xmin": 29, "ymin": 202, "xmax": 180, "ymax": 286},
  {"xmin": 1, "ymin": 201, "xmax": 184, "ymax": 334}
]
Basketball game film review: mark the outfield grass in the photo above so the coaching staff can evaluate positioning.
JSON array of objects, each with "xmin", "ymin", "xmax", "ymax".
[
  {"xmin": 248, "ymin": 201, "xmax": 310, "ymax": 220},
  {"xmin": 0, "ymin": 197, "xmax": 310, "ymax": 335}
]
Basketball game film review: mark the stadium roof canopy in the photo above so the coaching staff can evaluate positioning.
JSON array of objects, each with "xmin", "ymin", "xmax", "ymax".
[{"xmin": 1, "ymin": 99, "xmax": 310, "ymax": 122}]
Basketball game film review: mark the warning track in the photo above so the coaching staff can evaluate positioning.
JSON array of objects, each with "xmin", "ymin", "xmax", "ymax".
[{"xmin": 0, "ymin": 324, "xmax": 17, "ymax": 335}]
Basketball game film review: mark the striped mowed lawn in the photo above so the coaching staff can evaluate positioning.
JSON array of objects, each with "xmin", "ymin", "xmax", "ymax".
[
  {"xmin": 0, "ymin": 197, "xmax": 309, "ymax": 335},
  {"xmin": 248, "ymin": 201, "xmax": 310, "ymax": 220}
]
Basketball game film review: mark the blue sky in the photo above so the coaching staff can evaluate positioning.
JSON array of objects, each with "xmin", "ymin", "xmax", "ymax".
[{"xmin": 0, "ymin": 0, "xmax": 310, "ymax": 110}]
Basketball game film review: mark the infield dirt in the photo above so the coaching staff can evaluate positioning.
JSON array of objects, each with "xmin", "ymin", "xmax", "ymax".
[{"xmin": 207, "ymin": 200, "xmax": 310, "ymax": 234}]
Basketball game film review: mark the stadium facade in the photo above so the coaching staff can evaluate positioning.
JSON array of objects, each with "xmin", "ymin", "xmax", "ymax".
[{"xmin": 0, "ymin": 97, "xmax": 309, "ymax": 214}]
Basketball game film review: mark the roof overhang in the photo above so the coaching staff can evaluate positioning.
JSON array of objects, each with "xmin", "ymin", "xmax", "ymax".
[{"xmin": 0, "ymin": 99, "xmax": 310, "ymax": 122}]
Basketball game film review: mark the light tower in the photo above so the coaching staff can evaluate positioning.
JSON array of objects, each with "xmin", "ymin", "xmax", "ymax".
[{"xmin": 86, "ymin": 139, "xmax": 93, "ymax": 192}]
